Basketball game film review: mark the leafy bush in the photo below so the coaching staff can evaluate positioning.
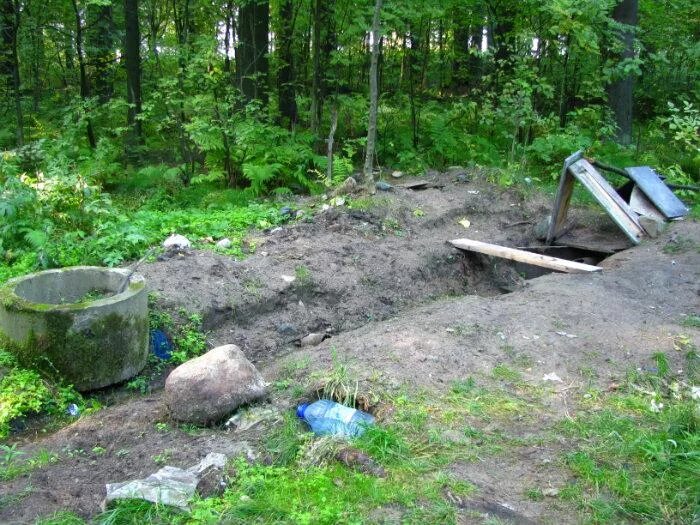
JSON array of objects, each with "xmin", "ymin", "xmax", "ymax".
[{"xmin": 0, "ymin": 350, "xmax": 83, "ymax": 438}]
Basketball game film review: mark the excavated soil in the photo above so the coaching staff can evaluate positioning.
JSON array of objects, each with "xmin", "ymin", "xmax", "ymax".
[{"xmin": 1, "ymin": 171, "xmax": 698, "ymax": 524}]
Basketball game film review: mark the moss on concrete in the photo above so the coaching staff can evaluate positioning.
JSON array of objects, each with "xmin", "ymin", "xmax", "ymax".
[{"xmin": 0, "ymin": 310, "xmax": 148, "ymax": 390}]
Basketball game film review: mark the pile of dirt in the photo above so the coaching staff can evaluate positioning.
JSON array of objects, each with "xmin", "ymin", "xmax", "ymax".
[{"xmin": 141, "ymin": 173, "xmax": 616, "ymax": 364}]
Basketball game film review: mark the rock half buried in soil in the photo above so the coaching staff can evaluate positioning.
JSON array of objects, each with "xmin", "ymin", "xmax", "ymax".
[{"xmin": 164, "ymin": 344, "xmax": 267, "ymax": 424}]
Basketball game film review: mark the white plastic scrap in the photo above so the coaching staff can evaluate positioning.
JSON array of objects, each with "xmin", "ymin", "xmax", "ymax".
[
  {"xmin": 542, "ymin": 372, "xmax": 563, "ymax": 383},
  {"xmin": 163, "ymin": 234, "xmax": 191, "ymax": 249},
  {"xmin": 690, "ymin": 386, "xmax": 700, "ymax": 400},
  {"xmin": 555, "ymin": 331, "xmax": 578, "ymax": 338},
  {"xmin": 650, "ymin": 399, "xmax": 664, "ymax": 413},
  {"xmin": 103, "ymin": 452, "xmax": 227, "ymax": 511}
]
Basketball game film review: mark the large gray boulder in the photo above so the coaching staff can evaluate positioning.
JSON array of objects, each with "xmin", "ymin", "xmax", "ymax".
[{"xmin": 164, "ymin": 344, "xmax": 267, "ymax": 424}]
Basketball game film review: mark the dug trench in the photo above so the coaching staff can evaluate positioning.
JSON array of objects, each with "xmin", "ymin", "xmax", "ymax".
[{"xmin": 1, "ymin": 171, "xmax": 698, "ymax": 524}]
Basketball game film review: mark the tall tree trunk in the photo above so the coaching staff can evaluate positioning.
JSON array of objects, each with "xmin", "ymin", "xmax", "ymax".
[
  {"xmin": 277, "ymin": 0, "xmax": 297, "ymax": 127},
  {"xmin": 1, "ymin": 0, "xmax": 24, "ymax": 146},
  {"xmin": 124, "ymin": 0, "xmax": 143, "ymax": 145},
  {"xmin": 71, "ymin": 0, "xmax": 96, "ymax": 148},
  {"xmin": 88, "ymin": 4, "xmax": 115, "ymax": 102},
  {"xmin": 362, "ymin": 0, "xmax": 381, "ymax": 183},
  {"xmin": 236, "ymin": 0, "xmax": 269, "ymax": 103},
  {"xmin": 309, "ymin": 0, "xmax": 322, "ymax": 135},
  {"xmin": 608, "ymin": 0, "xmax": 638, "ymax": 146}
]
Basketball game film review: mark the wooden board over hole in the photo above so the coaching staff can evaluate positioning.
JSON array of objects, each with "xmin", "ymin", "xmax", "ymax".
[{"xmin": 450, "ymin": 238, "xmax": 603, "ymax": 274}]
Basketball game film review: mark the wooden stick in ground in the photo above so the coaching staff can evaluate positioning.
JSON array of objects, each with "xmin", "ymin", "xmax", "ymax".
[
  {"xmin": 450, "ymin": 238, "xmax": 602, "ymax": 274},
  {"xmin": 326, "ymin": 104, "xmax": 338, "ymax": 185}
]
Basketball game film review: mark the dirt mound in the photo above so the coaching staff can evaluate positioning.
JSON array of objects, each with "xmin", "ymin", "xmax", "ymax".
[{"xmin": 141, "ymin": 174, "xmax": 599, "ymax": 364}]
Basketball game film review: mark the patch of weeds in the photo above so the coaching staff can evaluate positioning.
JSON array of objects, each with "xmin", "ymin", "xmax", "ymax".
[
  {"xmin": 151, "ymin": 450, "xmax": 173, "ymax": 465},
  {"xmin": 241, "ymin": 277, "xmax": 264, "ymax": 297},
  {"xmin": 448, "ymin": 323, "xmax": 482, "ymax": 337},
  {"xmin": 0, "ymin": 353, "xmax": 84, "ymax": 438},
  {"xmin": 413, "ymin": 208, "xmax": 425, "ymax": 217},
  {"xmin": 126, "ymin": 375, "xmax": 149, "ymax": 394},
  {"xmin": 560, "ymin": 387, "xmax": 699, "ymax": 523},
  {"xmin": 97, "ymin": 499, "xmax": 182, "ymax": 525},
  {"xmin": 169, "ymin": 312, "xmax": 207, "ymax": 365},
  {"xmin": 317, "ymin": 350, "xmax": 359, "ymax": 407},
  {"xmin": 678, "ymin": 313, "xmax": 700, "ymax": 328},
  {"xmin": 155, "ymin": 422, "xmax": 170, "ymax": 433},
  {"xmin": 0, "ymin": 448, "xmax": 60, "ymax": 481},
  {"xmin": 35, "ymin": 511, "xmax": 86, "ymax": 525},
  {"xmin": 525, "ymin": 487, "xmax": 544, "ymax": 501},
  {"xmin": 441, "ymin": 380, "xmax": 531, "ymax": 422},
  {"xmin": 450, "ymin": 377, "xmax": 476, "ymax": 395},
  {"xmin": 92, "ymin": 446, "xmax": 106, "ymax": 456},
  {"xmin": 355, "ymin": 425, "xmax": 412, "ymax": 466},
  {"xmin": 264, "ymin": 413, "xmax": 308, "ymax": 466},
  {"xmin": 491, "ymin": 363, "xmax": 522, "ymax": 382},
  {"xmin": 347, "ymin": 196, "xmax": 389, "ymax": 211},
  {"xmin": 189, "ymin": 457, "xmax": 423, "ymax": 524},
  {"xmin": 662, "ymin": 236, "xmax": 697, "ymax": 254},
  {"xmin": 0, "ymin": 485, "xmax": 33, "ymax": 511},
  {"xmin": 179, "ymin": 423, "xmax": 205, "ymax": 436},
  {"xmin": 294, "ymin": 264, "xmax": 312, "ymax": 287}
]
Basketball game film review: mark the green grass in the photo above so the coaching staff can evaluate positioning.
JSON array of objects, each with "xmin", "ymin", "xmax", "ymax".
[
  {"xmin": 679, "ymin": 314, "xmax": 700, "ymax": 329},
  {"xmin": 560, "ymin": 389, "xmax": 700, "ymax": 523}
]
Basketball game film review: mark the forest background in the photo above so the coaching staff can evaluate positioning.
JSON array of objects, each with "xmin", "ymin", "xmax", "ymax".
[{"xmin": 0, "ymin": 0, "xmax": 698, "ymax": 280}]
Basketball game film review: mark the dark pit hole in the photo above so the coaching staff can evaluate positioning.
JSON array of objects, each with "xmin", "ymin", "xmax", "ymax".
[{"xmin": 515, "ymin": 245, "xmax": 611, "ymax": 280}]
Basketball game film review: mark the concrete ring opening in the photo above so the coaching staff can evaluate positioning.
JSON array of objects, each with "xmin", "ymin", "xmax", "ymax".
[{"xmin": 0, "ymin": 266, "xmax": 149, "ymax": 391}]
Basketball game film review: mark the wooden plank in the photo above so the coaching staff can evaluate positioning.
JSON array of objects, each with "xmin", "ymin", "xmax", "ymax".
[
  {"xmin": 630, "ymin": 185, "xmax": 666, "ymax": 223},
  {"xmin": 450, "ymin": 238, "xmax": 603, "ymax": 273},
  {"xmin": 568, "ymin": 159, "xmax": 645, "ymax": 244},
  {"xmin": 626, "ymin": 166, "xmax": 689, "ymax": 219},
  {"xmin": 546, "ymin": 150, "xmax": 582, "ymax": 244}
]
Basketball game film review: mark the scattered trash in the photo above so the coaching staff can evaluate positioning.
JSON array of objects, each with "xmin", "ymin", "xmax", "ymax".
[
  {"xmin": 375, "ymin": 181, "xmax": 393, "ymax": 192},
  {"xmin": 103, "ymin": 452, "xmax": 228, "ymax": 511},
  {"xmin": 542, "ymin": 372, "xmax": 563, "ymax": 383},
  {"xmin": 650, "ymin": 399, "xmax": 664, "ymax": 413},
  {"xmin": 295, "ymin": 209, "xmax": 305, "ymax": 218},
  {"xmin": 467, "ymin": 190, "xmax": 479, "ymax": 195},
  {"xmin": 554, "ymin": 331, "xmax": 578, "ymax": 338},
  {"xmin": 280, "ymin": 206, "xmax": 293, "ymax": 218},
  {"xmin": 321, "ymin": 204, "xmax": 331, "ymax": 211},
  {"xmin": 300, "ymin": 332, "xmax": 325, "ymax": 347},
  {"xmin": 391, "ymin": 170, "xmax": 404, "ymax": 179},
  {"xmin": 691, "ymin": 386, "xmax": 700, "ymax": 400},
  {"xmin": 66, "ymin": 403, "xmax": 80, "ymax": 417},
  {"xmin": 149, "ymin": 329, "xmax": 173, "ymax": 359},
  {"xmin": 225, "ymin": 406, "xmax": 282, "ymax": 432},
  {"xmin": 215, "ymin": 238, "xmax": 232, "ymax": 249},
  {"xmin": 297, "ymin": 399, "xmax": 375, "ymax": 438},
  {"xmin": 270, "ymin": 227, "xmax": 283, "ymax": 234},
  {"xmin": 163, "ymin": 234, "xmax": 191, "ymax": 249},
  {"xmin": 458, "ymin": 218, "xmax": 471, "ymax": 229},
  {"xmin": 280, "ymin": 274, "xmax": 296, "ymax": 283},
  {"xmin": 542, "ymin": 487, "xmax": 559, "ymax": 497},
  {"xmin": 331, "ymin": 196, "xmax": 346, "ymax": 206}
]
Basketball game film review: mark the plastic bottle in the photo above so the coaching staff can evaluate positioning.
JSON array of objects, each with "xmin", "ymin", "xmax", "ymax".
[{"xmin": 297, "ymin": 400, "xmax": 375, "ymax": 438}]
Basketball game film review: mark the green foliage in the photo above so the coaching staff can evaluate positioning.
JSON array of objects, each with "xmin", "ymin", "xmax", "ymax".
[
  {"xmin": 169, "ymin": 313, "xmax": 207, "ymax": 365},
  {"xmin": 561, "ymin": 389, "xmax": 699, "ymax": 522},
  {"xmin": 0, "ymin": 346, "xmax": 85, "ymax": 439}
]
